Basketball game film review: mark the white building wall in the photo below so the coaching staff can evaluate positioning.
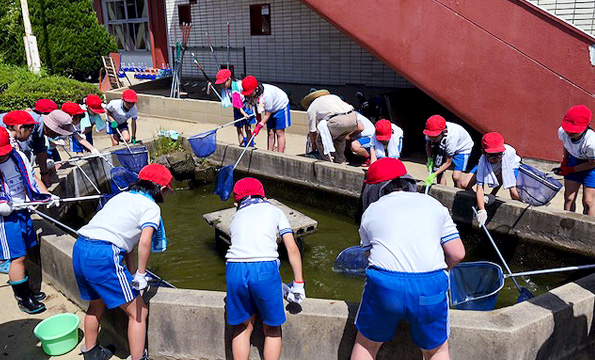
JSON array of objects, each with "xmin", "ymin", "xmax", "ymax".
[
  {"xmin": 529, "ymin": 0, "xmax": 595, "ymax": 35},
  {"xmin": 164, "ymin": 0, "xmax": 412, "ymax": 88}
]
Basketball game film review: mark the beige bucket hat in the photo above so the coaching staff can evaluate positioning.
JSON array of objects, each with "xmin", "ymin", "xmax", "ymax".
[
  {"xmin": 300, "ymin": 89, "xmax": 331, "ymax": 109},
  {"xmin": 42, "ymin": 110, "xmax": 75, "ymax": 136}
]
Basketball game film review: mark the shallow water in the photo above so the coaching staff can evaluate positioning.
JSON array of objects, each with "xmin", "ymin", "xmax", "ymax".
[{"xmin": 148, "ymin": 184, "xmax": 593, "ymax": 308}]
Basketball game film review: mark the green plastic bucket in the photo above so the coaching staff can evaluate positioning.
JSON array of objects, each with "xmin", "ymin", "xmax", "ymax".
[{"xmin": 33, "ymin": 313, "xmax": 80, "ymax": 356}]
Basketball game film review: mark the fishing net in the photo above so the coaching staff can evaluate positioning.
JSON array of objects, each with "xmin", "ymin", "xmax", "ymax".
[
  {"xmin": 332, "ymin": 246, "xmax": 369, "ymax": 275},
  {"xmin": 114, "ymin": 146, "xmax": 149, "ymax": 174},
  {"xmin": 449, "ymin": 262, "xmax": 504, "ymax": 311},
  {"xmin": 110, "ymin": 166, "xmax": 138, "ymax": 193},
  {"xmin": 188, "ymin": 130, "xmax": 217, "ymax": 158},
  {"xmin": 516, "ymin": 163, "xmax": 562, "ymax": 206},
  {"xmin": 213, "ymin": 164, "xmax": 234, "ymax": 201}
]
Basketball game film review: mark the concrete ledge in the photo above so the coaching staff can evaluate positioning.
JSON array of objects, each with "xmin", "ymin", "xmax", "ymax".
[
  {"xmin": 205, "ymin": 140, "xmax": 595, "ymax": 257},
  {"xmin": 106, "ymin": 91, "xmax": 311, "ymax": 136}
]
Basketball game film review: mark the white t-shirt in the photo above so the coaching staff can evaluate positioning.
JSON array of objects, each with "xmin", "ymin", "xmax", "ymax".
[
  {"xmin": 226, "ymin": 202, "xmax": 293, "ymax": 262},
  {"xmin": 260, "ymin": 84, "xmax": 289, "ymax": 113},
  {"xmin": 359, "ymin": 192, "xmax": 460, "ymax": 273},
  {"xmin": 476, "ymin": 144, "xmax": 521, "ymax": 188},
  {"xmin": 79, "ymin": 192, "xmax": 161, "ymax": 253},
  {"xmin": 372, "ymin": 124, "xmax": 403, "ymax": 159},
  {"xmin": 308, "ymin": 95, "xmax": 354, "ymax": 132},
  {"xmin": 356, "ymin": 112, "xmax": 375, "ymax": 138},
  {"xmin": 106, "ymin": 99, "xmax": 138, "ymax": 125},
  {"xmin": 558, "ymin": 127, "xmax": 595, "ymax": 160},
  {"xmin": 0, "ymin": 156, "xmax": 28, "ymax": 204},
  {"xmin": 426, "ymin": 122, "xmax": 474, "ymax": 156}
]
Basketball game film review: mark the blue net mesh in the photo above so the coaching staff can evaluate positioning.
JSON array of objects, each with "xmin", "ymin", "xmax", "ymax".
[
  {"xmin": 449, "ymin": 262, "xmax": 504, "ymax": 311},
  {"xmin": 114, "ymin": 146, "xmax": 149, "ymax": 174},
  {"xmin": 188, "ymin": 130, "xmax": 217, "ymax": 158},
  {"xmin": 214, "ymin": 165, "xmax": 234, "ymax": 201},
  {"xmin": 516, "ymin": 164, "xmax": 562, "ymax": 206},
  {"xmin": 332, "ymin": 246, "xmax": 368, "ymax": 275},
  {"xmin": 110, "ymin": 166, "xmax": 138, "ymax": 193}
]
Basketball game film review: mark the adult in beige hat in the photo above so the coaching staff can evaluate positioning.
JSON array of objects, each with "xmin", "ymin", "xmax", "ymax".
[{"xmin": 301, "ymin": 90, "xmax": 357, "ymax": 164}]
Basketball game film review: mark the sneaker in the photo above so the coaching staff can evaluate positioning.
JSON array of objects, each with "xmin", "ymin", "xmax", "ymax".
[
  {"xmin": 0, "ymin": 260, "xmax": 10, "ymax": 274},
  {"xmin": 361, "ymin": 158, "xmax": 371, "ymax": 168}
]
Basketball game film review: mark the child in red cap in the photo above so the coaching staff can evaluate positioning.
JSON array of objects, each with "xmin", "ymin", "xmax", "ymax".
[
  {"xmin": 369, "ymin": 119, "xmax": 403, "ymax": 164},
  {"xmin": 73, "ymin": 163, "xmax": 172, "ymax": 360},
  {"xmin": 424, "ymin": 115, "xmax": 474, "ymax": 188},
  {"xmin": 464, "ymin": 132, "xmax": 521, "ymax": 226},
  {"xmin": 213, "ymin": 69, "xmax": 255, "ymax": 146},
  {"xmin": 226, "ymin": 177, "xmax": 304, "ymax": 360},
  {"xmin": 553, "ymin": 105, "xmax": 595, "ymax": 216},
  {"xmin": 106, "ymin": 89, "xmax": 138, "ymax": 146},
  {"xmin": 242, "ymin": 76, "xmax": 291, "ymax": 153},
  {"xmin": 62, "ymin": 102, "xmax": 101, "ymax": 155},
  {"xmin": 0, "ymin": 126, "xmax": 59, "ymax": 313}
]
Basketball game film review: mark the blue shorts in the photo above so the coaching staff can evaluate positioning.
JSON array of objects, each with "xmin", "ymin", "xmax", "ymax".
[
  {"xmin": 233, "ymin": 107, "xmax": 256, "ymax": 128},
  {"xmin": 267, "ymin": 105, "xmax": 291, "ymax": 130},
  {"xmin": 355, "ymin": 136, "xmax": 372, "ymax": 149},
  {"xmin": 0, "ymin": 210, "xmax": 36, "ymax": 260},
  {"xmin": 226, "ymin": 261, "xmax": 285, "ymax": 326},
  {"xmin": 72, "ymin": 236, "xmax": 138, "ymax": 309},
  {"xmin": 452, "ymin": 153, "xmax": 470, "ymax": 172},
  {"xmin": 69, "ymin": 132, "xmax": 93, "ymax": 153},
  {"xmin": 106, "ymin": 122, "xmax": 129, "ymax": 135},
  {"xmin": 355, "ymin": 267, "xmax": 449, "ymax": 350},
  {"xmin": 565, "ymin": 155, "xmax": 595, "ymax": 188},
  {"xmin": 47, "ymin": 148, "xmax": 61, "ymax": 162}
]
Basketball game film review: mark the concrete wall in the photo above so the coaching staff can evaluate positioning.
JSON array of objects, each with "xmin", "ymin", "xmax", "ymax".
[
  {"xmin": 163, "ymin": 0, "xmax": 412, "ymax": 88},
  {"xmin": 106, "ymin": 90, "xmax": 312, "ymax": 136}
]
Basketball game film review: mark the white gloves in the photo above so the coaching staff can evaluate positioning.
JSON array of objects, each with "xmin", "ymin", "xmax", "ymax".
[
  {"xmin": 289, "ymin": 281, "xmax": 306, "ymax": 303},
  {"xmin": 91, "ymin": 148, "xmax": 101, "ymax": 156},
  {"xmin": 476, "ymin": 209, "xmax": 488, "ymax": 227},
  {"xmin": 0, "ymin": 203, "xmax": 13, "ymax": 217},
  {"xmin": 131, "ymin": 271, "xmax": 148, "ymax": 290},
  {"xmin": 47, "ymin": 194, "xmax": 60, "ymax": 208}
]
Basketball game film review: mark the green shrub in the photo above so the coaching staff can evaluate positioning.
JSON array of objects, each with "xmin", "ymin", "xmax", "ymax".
[
  {"xmin": 0, "ymin": 63, "xmax": 101, "ymax": 112},
  {"xmin": 153, "ymin": 134, "xmax": 185, "ymax": 157},
  {"xmin": 0, "ymin": 0, "xmax": 117, "ymax": 80}
]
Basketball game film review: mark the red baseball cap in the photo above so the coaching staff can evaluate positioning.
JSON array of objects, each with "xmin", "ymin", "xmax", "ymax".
[
  {"xmin": 3, "ymin": 110, "xmax": 36, "ymax": 126},
  {"xmin": 215, "ymin": 69, "xmax": 232, "ymax": 85},
  {"xmin": 562, "ymin": 105, "xmax": 591, "ymax": 133},
  {"xmin": 375, "ymin": 119, "xmax": 392, "ymax": 141},
  {"xmin": 138, "ymin": 163, "xmax": 173, "ymax": 189},
  {"xmin": 233, "ymin": 177, "xmax": 265, "ymax": 202},
  {"xmin": 365, "ymin": 158, "xmax": 408, "ymax": 184},
  {"xmin": 0, "ymin": 127, "xmax": 13, "ymax": 156},
  {"xmin": 241, "ymin": 76, "xmax": 258, "ymax": 96},
  {"xmin": 61, "ymin": 102, "xmax": 85, "ymax": 116},
  {"xmin": 423, "ymin": 115, "xmax": 446, "ymax": 137},
  {"xmin": 481, "ymin": 132, "xmax": 506, "ymax": 153},
  {"xmin": 34, "ymin": 99, "xmax": 58, "ymax": 114},
  {"xmin": 85, "ymin": 94, "xmax": 105, "ymax": 114},
  {"xmin": 122, "ymin": 89, "xmax": 138, "ymax": 103}
]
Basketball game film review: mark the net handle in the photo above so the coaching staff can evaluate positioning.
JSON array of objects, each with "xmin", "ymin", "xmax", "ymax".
[{"xmin": 233, "ymin": 131, "xmax": 258, "ymax": 169}]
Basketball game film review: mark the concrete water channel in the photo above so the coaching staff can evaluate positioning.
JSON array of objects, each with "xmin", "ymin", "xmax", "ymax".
[{"xmin": 34, "ymin": 135, "xmax": 595, "ymax": 360}]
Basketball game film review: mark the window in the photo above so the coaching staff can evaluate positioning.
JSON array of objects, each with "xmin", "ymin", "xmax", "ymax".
[
  {"xmin": 178, "ymin": 4, "xmax": 191, "ymax": 25},
  {"xmin": 103, "ymin": 0, "xmax": 150, "ymax": 51},
  {"xmin": 250, "ymin": 4, "xmax": 271, "ymax": 36}
]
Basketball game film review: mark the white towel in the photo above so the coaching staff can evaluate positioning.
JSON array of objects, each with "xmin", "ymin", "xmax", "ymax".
[
  {"xmin": 371, "ymin": 124, "xmax": 403, "ymax": 159},
  {"xmin": 477, "ymin": 145, "xmax": 519, "ymax": 189},
  {"xmin": 317, "ymin": 120, "xmax": 335, "ymax": 155}
]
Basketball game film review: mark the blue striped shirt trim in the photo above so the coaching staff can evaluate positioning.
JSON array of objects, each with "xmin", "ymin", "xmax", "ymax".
[
  {"xmin": 279, "ymin": 228, "xmax": 293, "ymax": 236},
  {"xmin": 440, "ymin": 232, "xmax": 460, "ymax": 244},
  {"xmin": 141, "ymin": 222, "xmax": 159, "ymax": 230}
]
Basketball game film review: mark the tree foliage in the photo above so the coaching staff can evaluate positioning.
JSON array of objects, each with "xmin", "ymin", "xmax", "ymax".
[{"xmin": 0, "ymin": 0, "xmax": 117, "ymax": 80}]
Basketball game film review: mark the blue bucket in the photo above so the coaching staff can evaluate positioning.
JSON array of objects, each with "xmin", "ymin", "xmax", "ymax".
[
  {"xmin": 188, "ymin": 130, "xmax": 217, "ymax": 158},
  {"xmin": 449, "ymin": 261, "xmax": 504, "ymax": 311}
]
